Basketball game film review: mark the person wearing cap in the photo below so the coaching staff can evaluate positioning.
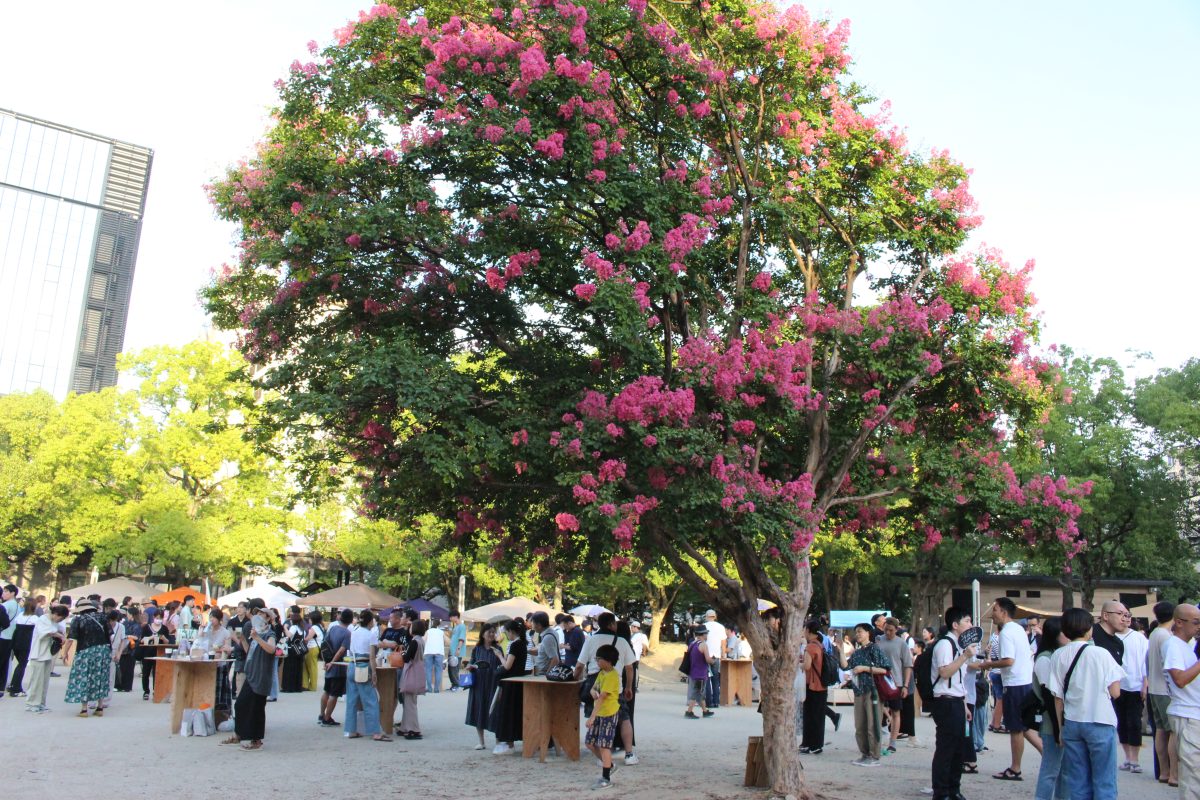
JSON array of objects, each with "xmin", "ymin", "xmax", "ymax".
[
  {"xmin": 629, "ymin": 621, "xmax": 649, "ymax": 663},
  {"xmin": 63, "ymin": 598, "xmax": 112, "ymax": 717},
  {"xmin": 702, "ymin": 610, "xmax": 727, "ymax": 708},
  {"xmin": 685, "ymin": 626, "xmax": 716, "ymax": 718},
  {"xmin": 227, "ymin": 599, "xmax": 276, "ymax": 750}
]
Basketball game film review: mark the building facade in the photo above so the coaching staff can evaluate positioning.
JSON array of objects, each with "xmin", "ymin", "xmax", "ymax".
[
  {"xmin": 943, "ymin": 574, "xmax": 1166, "ymax": 625},
  {"xmin": 0, "ymin": 108, "xmax": 152, "ymax": 398}
]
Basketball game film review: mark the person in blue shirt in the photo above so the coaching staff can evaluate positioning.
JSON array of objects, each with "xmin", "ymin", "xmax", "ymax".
[{"xmin": 447, "ymin": 611, "xmax": 467, "ymax": 690}]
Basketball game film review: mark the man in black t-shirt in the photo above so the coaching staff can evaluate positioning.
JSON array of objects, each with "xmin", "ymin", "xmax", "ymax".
[{"xmin": 1092, "ymin": 600, "xmax": 1128, "ymax": 665}]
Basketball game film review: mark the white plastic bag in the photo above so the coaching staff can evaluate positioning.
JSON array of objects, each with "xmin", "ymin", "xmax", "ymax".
[
  {"xmin": 217, "ymin": 719, "xmax": 235, "ymax": 732},
  {"xmin": 191, "ymin": 706, "xmax": 216, "ymax": 736}
]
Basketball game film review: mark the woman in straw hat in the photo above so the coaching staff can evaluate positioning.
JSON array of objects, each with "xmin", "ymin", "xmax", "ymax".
[{"xmin": 64, "ymin": 599, "xmax": 112, "ymax": 716}]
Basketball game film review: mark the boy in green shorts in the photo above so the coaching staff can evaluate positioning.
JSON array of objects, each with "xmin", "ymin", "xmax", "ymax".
[{"xmin": 586, "ymin": 644, "xmax": 622, "ymax": 790}]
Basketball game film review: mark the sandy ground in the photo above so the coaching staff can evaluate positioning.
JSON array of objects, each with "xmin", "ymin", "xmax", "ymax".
[{"xmin": 0, "ymin": 650, "xmax": 1181, "ymax": 800}]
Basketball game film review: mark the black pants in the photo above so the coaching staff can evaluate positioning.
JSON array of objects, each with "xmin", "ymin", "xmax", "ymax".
[
  {"xmin": 7, "ymin": 641, "xmax": 31, "ymax": 693},
  {"xmin": 802, "ymin": 689, "xmax": 828, "ymax": 749},
  {"xmin": 901, "ymin": 692, "xmax": 916, "ymax": 736},
  {"xmin": 0, "ymin": 638, "xmax": 12, "ymax": 691},
  {"xmin": 116, "ymin": 651, "xmax": 136, "ymax": 691},
  {"xmin": 235, "ymin": 682, "xmax": 268, "ymax": 741},
  {"xmin": 1115, "ymin": 689, "xmax": 1144, "ymax": 746},
  {"xmin": 931, "ymin": 696, "xmax": 966, "ymax": 797},
  {"xmin": 141, "ymin": 658, "xmax": 155, "ymax": 694}
]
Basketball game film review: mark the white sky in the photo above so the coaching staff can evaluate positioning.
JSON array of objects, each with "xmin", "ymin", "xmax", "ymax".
[{"xmin": 2, "ymin": 1, "xmax": 1197, "ymax": 376}]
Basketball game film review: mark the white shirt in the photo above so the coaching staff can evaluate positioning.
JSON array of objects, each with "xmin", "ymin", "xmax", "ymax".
[
  {"xmin": 424, "ymin": 626, "xmax": 446, "ymax": 656},
  {"xmin": 1163, "ymin": 635, "xmax": 1200, "ymax": 721},
  {"xmin": 1148, "ymin": 625, "xmax": 1173, "ymax": 696},
  {"xmin": 931, "ymin": 634, "xmax": 967, "ymax": 698},
  {"xmin": 704, "ymin": 621, "xmax": 726, "ymax": 659},
  {"xmin": 1117, "ymin": 629, "xmax": 1149, "ymax": 691},
  {"xmin": 577, "ymin": 630, "xmax": 638, "ymax": 676},
  {"xmin": 629, "ymin": 631, "xmax": 649, "ymax": 662},
  {"xmin": 30, "ymin": 614, "xmax": 61, "ymax": 661},
  {"xmin": 998, "ymin": 621, "xmax": 1033, "ymax": 686},
  {"xmin": 1049, "ymin": 641, "xmax": 1124, "ymax": 726},
  {"xmin": 348, "ymin": 624, "xmax": 379, "ymax": 655}
]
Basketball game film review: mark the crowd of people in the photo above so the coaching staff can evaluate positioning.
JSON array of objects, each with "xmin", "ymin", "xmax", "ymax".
[{"xmin": 9, "ymin": 581, "xmax": 1200, "ymax": 796}]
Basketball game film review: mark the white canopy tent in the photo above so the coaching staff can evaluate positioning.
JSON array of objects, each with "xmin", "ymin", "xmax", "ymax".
[
  {"xmin": 463, "ymin": 596, "xmax": 554, "ymax": 624},
  {"xmin": 217, "ymin": 581, "xmax": 299, "ymax": 611}
]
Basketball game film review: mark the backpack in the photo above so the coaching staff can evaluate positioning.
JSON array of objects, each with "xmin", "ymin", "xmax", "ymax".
[
  {"xmin": 288, "ymin": 629, "xmax": 306, "ymax": 656},
  {"xmin": 0, "ymin": 602, "xmax": 10, "ymax": 632},
  {"xmin": 319, "ymin": 629, "xmax": 337, "ymax": 664},
  {"xmin": 819, "ymin": 647, "xmax": 840, "ymax": 688},
  {"xmin": 916, "ymin": 635, "xmax": 958, "ymax": 706},
  {"xmin": 678, "ymin": 641, "xmax": 694, "ymax": 675}
]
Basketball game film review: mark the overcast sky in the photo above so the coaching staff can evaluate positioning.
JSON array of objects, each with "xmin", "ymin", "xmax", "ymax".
[{"xmin": 2, "ymin": 0, "xmax": 1197, "ymax": 377}]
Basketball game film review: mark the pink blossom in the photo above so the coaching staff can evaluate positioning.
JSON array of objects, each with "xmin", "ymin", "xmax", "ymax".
[
  {"xmin": 573, "ymin": 283, "xmax": 597, "ymax": 301},
  {"xmin": 732, "ymin": 419, "xmax": 756, "ymax": 436},
  {"xmin": 533, "ymin": 132, "xmax": 566, "ymax": 160},
  {"xmin": 482, "ymin": 125, "xmax": 506, "ymax": 143},
  {"xmin": 290, "ymin": 201, "xmax": 303, "ymax": 215},
  {"xmin": 555, "ymin": 512, "xmax": 580, "ymax": 531},
  {"xmin": 513, "ymin": 117, "xmax": 532, "ymax": 136},
  {"xmin": 519, "ymin": 45, "xmax": 549, "ymax": 83},
  {"xmin": 642, "ymin": 434, "xmax": 657, "ymax": 447},
  {"xmin": 345, "ymin": 233, "xmax": 362, "ymax": 248},
  {"xmin": 750, "ymin": 271, "xmax": 771, "ymax": 291}
]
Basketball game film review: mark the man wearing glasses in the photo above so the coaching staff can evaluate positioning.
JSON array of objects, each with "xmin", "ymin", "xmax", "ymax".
[
  {"xmin": 1092, "ymin": 601, "xmax": 1129, "ymax": 665},
  {"xmin": 1164, "ymin": 604, "xmax": 1200, "ymax": 796}
]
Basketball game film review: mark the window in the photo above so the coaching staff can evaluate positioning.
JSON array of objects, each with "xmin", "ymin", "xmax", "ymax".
[
  {"xmin": 1026, "ymin": 590, "xmax": 1041, "ymax": 599},
  {"xmin": 1006, "ymin": 590, "xmax": 1021, "ymax": 598},
  {"xmin": 1119, "ymin": 593, "xmax": 1147, "ymax": 610}
]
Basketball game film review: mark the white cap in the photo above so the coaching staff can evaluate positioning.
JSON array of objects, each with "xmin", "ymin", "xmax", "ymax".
[
  {"xmin": 630, "ymin": 621, "xmax": 640, "ymax": 628},
  {"xmin": 705, "ymin": 609, "xmax": 717, "ymax": 618}
]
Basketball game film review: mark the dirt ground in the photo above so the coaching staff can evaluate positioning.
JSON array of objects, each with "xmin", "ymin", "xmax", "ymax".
[{"xmin": 0, "ymin": 646, "xmax": 1179, "ymax": 800}]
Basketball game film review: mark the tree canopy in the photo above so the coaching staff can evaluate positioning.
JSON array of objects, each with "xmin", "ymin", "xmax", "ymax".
[{"xmin": 202, "ymin": 0, "xmax": 1086, "ymax": 792}]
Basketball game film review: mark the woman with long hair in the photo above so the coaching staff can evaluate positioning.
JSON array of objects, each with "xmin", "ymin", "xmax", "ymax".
[
  {"xmin": 489, "ymin": 618, "xmax": 529, "ymax": 754},
  {"xmin": 1033, "ymin": 616, "xmax": 1069, "ymax": 800},
  {"xmin": 465, "ymin": 622, "xmax": 504, "ymax": 749},
  {"xmin": 302, "ymin": 610, "xmax": 324, "ymax": 692},
  {"xmin": 280, "ymin": 606, "xmax": 306, "ymax": 693},
  {"xmin": 398, "ymin": 618, "xmax": 428, "ymax": 740}
]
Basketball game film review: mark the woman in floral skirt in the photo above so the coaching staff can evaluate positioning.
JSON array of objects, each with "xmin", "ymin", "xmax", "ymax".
[{"xmin": 64, "ymin": 599, "xmax": 113, "ymax": 716}]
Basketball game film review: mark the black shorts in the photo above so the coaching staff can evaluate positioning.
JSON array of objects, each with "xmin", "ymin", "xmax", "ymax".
[
  {"xmin": 1116, "ymin": 690, "xmax": 1144, "ymax": 746},
  {"xmin": 885, "ymin": 696, "xmax": 903, "ymax": 712},
  {"xmin": 323, "ymin": 673, "xmax": 346, "ymax": 698}
]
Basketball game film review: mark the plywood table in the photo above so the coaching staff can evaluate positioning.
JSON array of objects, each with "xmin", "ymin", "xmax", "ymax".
[
  {"xmin": 721, "ymin": 659, "xmax": 753, "ymax": 706},
  {"xmin": 152, "ymin": 658, "xmax": 232, "ymax": 734},
  {"xmin": 504, "ymin": 675, "xmax": 582, "ymax": 762}
]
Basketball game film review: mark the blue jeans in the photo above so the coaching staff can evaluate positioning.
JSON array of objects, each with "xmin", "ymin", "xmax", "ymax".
[
  {"xmin": 268, "ymin": 659, "xmax": 279, "ymax": 700},
  {"xmin": 1036, "ymin": 727, "xmax": 1072, "ymax": 800},
  {"xmin": 424, "ymin": 654, "xmax": 444, "ymax": 693},
  {"xmin": 972, "ymin": 699, "xmax": 987, "ymax": 751},
  {"xmin": 1062, "ymin": 720, "xmax": 1117, "ymax": 800},
  {"xmin": 706, "ymin": 665, "xmax": 721, "ymax": 707},
  {"xmin": 344, "ymin": 673, "xmax": 382, "ymax": 735}
]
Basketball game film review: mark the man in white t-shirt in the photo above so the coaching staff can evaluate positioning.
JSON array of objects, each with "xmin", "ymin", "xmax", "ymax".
[
  {"xmin": 980, "ymin": 598, "xmax": 1042, "ymax": 780},
  {"xmin": 1048, "ymin": 608, "xmax": 1124, "ymax": 799},
  {"xmin": 629, "ymin": 622, "xmax": 649, "ymax": 663},
  {"xmin": 423, "ymin": 621, "xmax": 446, "ymax": 693},
  {"xmin": 703, "ymin": 610, "xmax": 727, "ymax": 708},
  {"xmin": 1164, "ymin": 603, "xmax": 1200, "ymax": 798},
  {"xmin": 1116, "ymin": 622, "xmax": 1149, "ymax": 772},
  {"xmin": 1147, "ymin": 602, "xmax": 1178, "ymax": 785}
]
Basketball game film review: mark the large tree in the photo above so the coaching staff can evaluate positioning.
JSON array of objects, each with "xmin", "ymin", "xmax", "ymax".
[{"xmin": 204, "ymin": 1, "xmax": 1084, "ymax": 792}]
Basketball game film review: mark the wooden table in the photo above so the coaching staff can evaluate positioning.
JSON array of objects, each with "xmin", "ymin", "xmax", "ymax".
[
  {"xmin": 504, "ymin": 675, "xmax": 582, "ymax": 762},
  {"xmin": 721, "ymin": 659, "xmax": 753, "ymax": 706},
  {"xmin": 152, "ymin": 658, "xmax": 232, "ymax": 734},
  {"xmin": 147, "ymin": 644, "xmax": 176, "ymax": 703}
]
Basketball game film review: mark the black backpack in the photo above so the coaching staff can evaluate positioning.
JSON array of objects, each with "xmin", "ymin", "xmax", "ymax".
[
  {"xmin": 319, "ymin": 627, "xmax": 337, "ymax": 664},
  {"xmin": 915, "ymin": 635, "xmax": 958, "ymax": 705},
  {"xmin": 678, "ymin": 641, "xmax": 694, "ymax": 675},
  {"xmin": 819, "ymin": 647, "xmax": 840, "ymax": 688},
  {"xmin": 0, "ymin": 603, "xmax": 9, "ymax": 632}
]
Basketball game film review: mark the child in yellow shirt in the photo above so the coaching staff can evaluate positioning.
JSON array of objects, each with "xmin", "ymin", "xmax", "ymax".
[{"xmin": 586, "ymin": 644, "xmax": 622, "ymax": 790}]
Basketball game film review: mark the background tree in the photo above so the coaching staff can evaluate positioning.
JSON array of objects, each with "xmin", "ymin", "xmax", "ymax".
[{"xmin": 203, "ymin": 1, "xmax": 1085, "ymax": 792}]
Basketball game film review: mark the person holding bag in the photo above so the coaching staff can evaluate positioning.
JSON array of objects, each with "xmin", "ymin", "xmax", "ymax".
[
  {"xmin": 398, "ymin": 618, "xmax": 428, "ymax": 740},
  {"xmin": 342, "ymin": 609, "xmax": 391, "ymax": 742},
  {"xmin": 465, "ymin": 623, "xmax": 504, "ymax": 749},
  {"xmin": 839, "ymin": 622, "xmax": 893, "ymax": 767},
  {"xmin": 227, "ymin": 600, "xmax": 276, "ymax": 750}
]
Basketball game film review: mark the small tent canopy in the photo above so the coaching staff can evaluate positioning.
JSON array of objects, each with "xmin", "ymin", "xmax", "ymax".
[
  {"xmin": 62, "ymin": 577, "xmax": 161, "ymax": 604},
  {"xmin": 463, "ymin": 596, "xmax": 554, "ymax": 624},
  {"xmin": 218, "ymin": 581, "xmax": 299, "ymax": 612},
  {"xmin": 299, "ymin": 583, "xmax": 405, "ymax": 609},
  {"xmin": 151, "ymin": 587, "xmax": 218, "ymax": 606},
  {"xmin": 568, "ymin": 603, "xmax": 611, "ymax": 618}
]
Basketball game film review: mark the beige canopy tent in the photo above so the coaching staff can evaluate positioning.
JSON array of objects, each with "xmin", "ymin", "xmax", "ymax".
[
  {"xmin": 62, "ymin": 577, "xmax": 161, "ymax": 604},
  {"xmin": 463, "ymin": 596, "xmax": 554, "ymax": 624},
  {"xmin": 1013, "ymin": 603, "xmax": 1058, "ymax": 620},
  {"xmin": 299, "ymin": 583, "xmax": 405, "ymax": 609}
]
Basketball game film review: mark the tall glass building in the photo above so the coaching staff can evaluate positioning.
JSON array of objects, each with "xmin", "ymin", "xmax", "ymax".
[{"xmin": 0, "ymin": 108, "xmax": 152, "ymax": 398}]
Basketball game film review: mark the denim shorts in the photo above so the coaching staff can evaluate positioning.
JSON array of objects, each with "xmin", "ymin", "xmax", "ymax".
[{"xmin": 1001, "ymin": 683, "xmax": 1032, "ymax": 732}]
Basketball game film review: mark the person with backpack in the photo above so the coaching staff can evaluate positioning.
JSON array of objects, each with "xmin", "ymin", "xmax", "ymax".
[
  {"xmin": 926, "ymin": 607, "xmax": 978, "ymax": 800},
  {"xmin": 280, "ymin": 605, "xmax": 306, "ymax": 693},
  {"xmin": 318, "ymin": 608, "xmax": 352, "ymax": 726},
  {"xmin": 800, "ymin": 621, "xmax": 833, "ymax": 753},
  {"xmin": 683, "ymin": 626, "xmax": 715, "ymax": 718}
]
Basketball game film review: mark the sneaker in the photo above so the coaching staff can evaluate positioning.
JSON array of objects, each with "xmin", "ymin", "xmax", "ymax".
[
  {"xmin": 852, "ymin": 758, "xmax": 871, "ymax": 767},
  {"xmin": 1129, "ymin": 764, "xmax": 1143, "ymax": 774},
  {"xmin": 589, "ymin": 778, "xmax": 612, "ymax": 790},
  {"xmin": 684, "ymin": 711, "xmax": 699, "ymax": 719},
  {"xmin": 1119, "ymin": 762, "xmax": 1132, "ymax": 772},
  {"xmin": 493, "ymin": 743, "xmax": 511, "ymax": 755},
  {"xmin": 920, "ymin": 789, "xmax": 934, "ymax": 796},
  {"xmin": 832, "ymin": 712, "xmax": 842, "ymax": 732},
  {"xmin": 623, "ymin": 753, "xmax": 639, "ymax": 765},
  {"xmin": 862, "ymin": 758, "xmax": 881, "ymax": 767},
  {"xmin": 810, "ymin": 747, "xmax": 823, "ymax": 755},
  {"xmin": 799, "ymin": 746, "xmax": 812, "ymax": 754},
  {"xmin": 702, "ymin": 710, "xmax": 715, "ymax": 717},
  {"xmin": 883, "ymin": 746, "xmax": 896, "ymax": 755}
]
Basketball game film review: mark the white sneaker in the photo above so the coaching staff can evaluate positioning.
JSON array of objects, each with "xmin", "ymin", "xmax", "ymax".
[
  {"xmin": 623, "ymin": 753, "xmax": 639, "ymax": 765},
  {"xmin": 493, "ymin": 743, "xmax": 511, "ymax": 755},
  {"xmin": 589, "ymin": 778, "xmax": 612, "ymax": 790}
]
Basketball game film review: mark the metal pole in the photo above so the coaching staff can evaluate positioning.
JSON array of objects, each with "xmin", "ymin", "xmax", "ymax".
[{"xmin": 972, "ymin": 579, "xmax": 980, "ymax": 626}]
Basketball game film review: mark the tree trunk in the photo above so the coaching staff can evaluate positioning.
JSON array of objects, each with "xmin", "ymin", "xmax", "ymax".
[
  {"xmin": 1059, "ymin": 572, "xmax": 1075, "ymax": 610},
  {"xmin": 755, "ymin": 648, "xmax": 804, "ymax": 797},
  {"xmin": 552, "ymin": 576, "xmax": 563, "ymax": 612},
  {"xmin": 646, "ymin": 584, "xmax": 680, "ymax": 651}
]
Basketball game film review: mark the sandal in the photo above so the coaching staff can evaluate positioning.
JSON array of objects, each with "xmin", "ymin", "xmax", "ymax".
[
  {"xmin": 77, "ymin": 710, "xmax": 90, "ymax": 718},
  {"xmin": 962, "ymin": 764, "xmax": 978, "ymax": 774},
  {"xmin": 240, "ymin": 741, "xmax": 263, "ymax": 751},
  {"xmin": 93, "ymin": 708, "xmax": 103, "ymax": 717},
  {"xmin": 992, "ymin": 768, "xmax": 1022, "ymax": 781},
  {"xmin": 221, "ymin": 736, "xmax": 242, "ymax": 745},
  {"xmin": 372, "ymin": 734, "xmax": 393, "ymax": 742}
]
